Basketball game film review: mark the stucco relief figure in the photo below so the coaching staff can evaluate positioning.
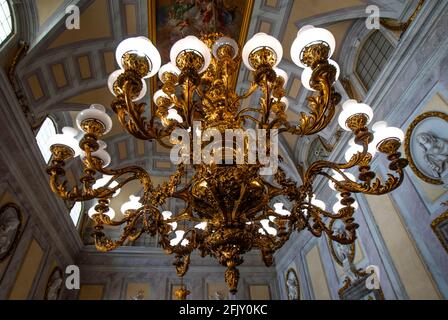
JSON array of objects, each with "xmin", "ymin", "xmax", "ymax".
[
  {"xmin": 46, "ymin": 271, "xmax": 63, "ymax": 300},
  {"xmin": 334, "ymin": 241, "xmax": 358, "ymax": 281},
  {"xmin": 130, "ymin": 289, "xmax": 145, "ymax": 300},
  {"xmin": 0, "ymin": 206, "xmax": 21, "ymax": 260},
  {"xmin": 285, "ymin": 269, "xmax": 299, "ymax": 300},
  {"xmin": 286, "ymin": 277, "xmax": 298, "ymax": 300},
  {"xmin": 213, "ymin": 290, "xmax": 225, "ymax": 300},
  {"xmin": 333, "ymin": 225, "xmax": 358, "ymax": 282},
  {"xmin": 416, "ymin": 132, "xmax": 448, "ymax": 178}
]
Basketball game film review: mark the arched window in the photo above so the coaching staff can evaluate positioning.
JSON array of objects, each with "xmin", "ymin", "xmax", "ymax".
[
  {"xmin": 36, "ymin": 117, "xmax": 57, "ymax": 163},
  {"xmin": 69, "ymin": 201, "xmax": 82, "ymax": 227},
  {"xmin": 0, "ymin": 0, "xmax": 13, "ymax": 45},
  {"xmin": 355, "ymin": 31, "xmax": 394, "ymax": 90}
]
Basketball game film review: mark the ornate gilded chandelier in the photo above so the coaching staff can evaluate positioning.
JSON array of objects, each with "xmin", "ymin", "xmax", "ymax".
[{"xmin": 45, "ymin": 26, "xmax": 408, "ymax": 296}]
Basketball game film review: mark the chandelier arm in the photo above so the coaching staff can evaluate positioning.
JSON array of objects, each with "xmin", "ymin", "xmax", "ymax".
[
  {"xmin": 232, "ymin": 82, "xmax": 258, "ymax": 108},
  {"xmin": 47, "ymin": 164, "xmax": 90, "ymax": 201},
  {"xmin": 306, "ymin": 210, "xmax": 357, "ymax": 245},
  {"xmin": 267, "ymin": 117, "xmax": 283, "ymax": 131},
  {"xmin": 303, "ymin": 135, "xmax": 371, "ymax": 184},
  {"xmin": 181, "ymin": 78, "xmax": 196, "ymax": 128},
  {"xmin": 302, "ymin": 74, "xmax": 336, "ymax": 135},
  {"xmin": 261, "ymin": 76, "xmax": 272, "ymax": 125},
  {"xmin": 312, "ymin": 157, "xmax": 407, "ymax": 196},
  {"xmin": 117, "ymin": 81, "xmax": 162, "ymax": 140},
  {"xmin": 306, "ymin": 203, "xmax": 352, "ymax": 220},
  {"xmin": 93, "ymin": 211, "xmax": 145, "ymax": 252},
  {"xmin": 92, "ymin": 175, "xmax": 136, "ymax": 199},
  {"xmin": 279, "ymin": 64, "xmax": 340, "ymax": 136},
  {"xmin": 240, "ymin": 114, "xmax": 262, "ymax": 125},
  {"xmin": 235, "ymin": 107, "xmax": 264, "ymax": 118},
  {"xmin": 339, "ymin": 170, "xmax": 406, "ymax": 195},
  {"xmin": 83, "ymin": 148, "xmax": 153, "ymax": 195}
]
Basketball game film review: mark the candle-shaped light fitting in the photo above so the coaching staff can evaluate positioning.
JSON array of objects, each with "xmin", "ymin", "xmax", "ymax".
[
  {"xmin": 291, "ymin": 25, "xmax": 336, "ymax": 68},
  {"xmin": 242, "ymin": 33, "xmax": 283, "ymax": 71}
]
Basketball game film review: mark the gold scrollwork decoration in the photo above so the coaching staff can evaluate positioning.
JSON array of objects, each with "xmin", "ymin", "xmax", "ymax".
[{"xmin": 430, "ymin": 208, "xmax": 448, "ymax": 253}]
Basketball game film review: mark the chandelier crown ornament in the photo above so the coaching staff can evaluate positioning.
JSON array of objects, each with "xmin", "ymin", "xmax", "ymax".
[{"xmin": 45, "ymin": 25, "xmax": 409, "ymax": 296}]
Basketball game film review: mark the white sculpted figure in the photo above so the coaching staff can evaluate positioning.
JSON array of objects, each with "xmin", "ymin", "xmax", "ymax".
[
  {"xmin": 46, "ymin": 272, "xmax": 63, "ymax": 300},
  {"xmin": 130, "ymin": 289, "xmax": 145, "ymax": 300},
  {"xmin": 0, "ymin": 208, "xmax": 20, "ymax": 258},
  {"xmin": 334, "ymin": 225, "xmax": 358, "ymax": 281},
  {"xmin": 213, "ymin": 290, "xmax": 225, "ymax": 300},
  {"xmin": 286, "ymin": 276, "xmax": 298, "ymax": 300},
  {"xmin": 416, "ymin": 132, "xmax": 448, "ymax": 178}
]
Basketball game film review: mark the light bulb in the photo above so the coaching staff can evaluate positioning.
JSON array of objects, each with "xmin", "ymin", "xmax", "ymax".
[
  {"xmin": 115, "ymin": 36, "xmax": 161, "ymax": 78},
  {"xmin": 48, "ymin": 126, "xmax": 81, "ymax": 157},
  {"xmin": 195, "ymin": 222, "xmax": 207, "ymax": 230},
  {"xmin": 92, "ymin": 175, "xmax": 121, "ymax": 197},
  {"xmin": 170, "ymin": 35, "xmax": 211, "ymax": 74},
  {"xmin": 301, "ymin": 59, "xmax": 340, "ymax": 91},
  {"xmin": 242, "ymin": 33, "xmax": 283, "ymax": 71},
  {"xmin": 273, "ymin": 203, "xmax": 291, "ymax": 216},
  {"xmin": 166, "ymin": 109, "xmax": 183, "ymax": 123},
  {"xmin": 273, "ymin": 67, "xmax": 288, "ymax": 86},
  {"xmin": 158, "ymin": 62, "xmax": 180, "ymax": 82},
  {"xmin": 344, "ymin": 137, "xmax": 377, "ymax": 162},
  {"xmin": 76, "ymin": 104, "xmax": 113, "ymax": 135},
  {"xmin": 259, "ymin": 219, "xmax": 277, "ymax": 236},
  {"xmin": 170, "ymin": 230, "xmax": 186, "ymax": 246},
  {"xmin": 153, "ymin": 89, "xmax": 173, "ymax": 106},
  {"xmin": 304, "ymin": 194, "xmax": 326, "ymax": 211},
  {"xmin": 371, "ymin": 121, "xmax": 404, "ymax": 150},
  {"xmin": 338, "ymin": 99, "xmax": 373, "ymax": 131},
  {"xmin": 120, "ymin": 195, "xmax": 141, "ymax": 214},
  {"xmin": 80, "ymin": 140, "xmax": 111, "ymax": 167},
  {"xmin": 291, "ymin": 25, "xmax": 336, "ymax": 68},
  {"xmin": 212, "ymin": 36, "xmax": 239, "ymax": 59},
  {"xmin": 108, "ymin": 69, "xmax": 147, "ymax": 101}
]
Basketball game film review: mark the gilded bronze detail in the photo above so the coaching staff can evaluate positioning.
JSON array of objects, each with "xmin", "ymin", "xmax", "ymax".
[{"xmin": 46, "ymin": 31, "xmax": 408, "ymax": 294}]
